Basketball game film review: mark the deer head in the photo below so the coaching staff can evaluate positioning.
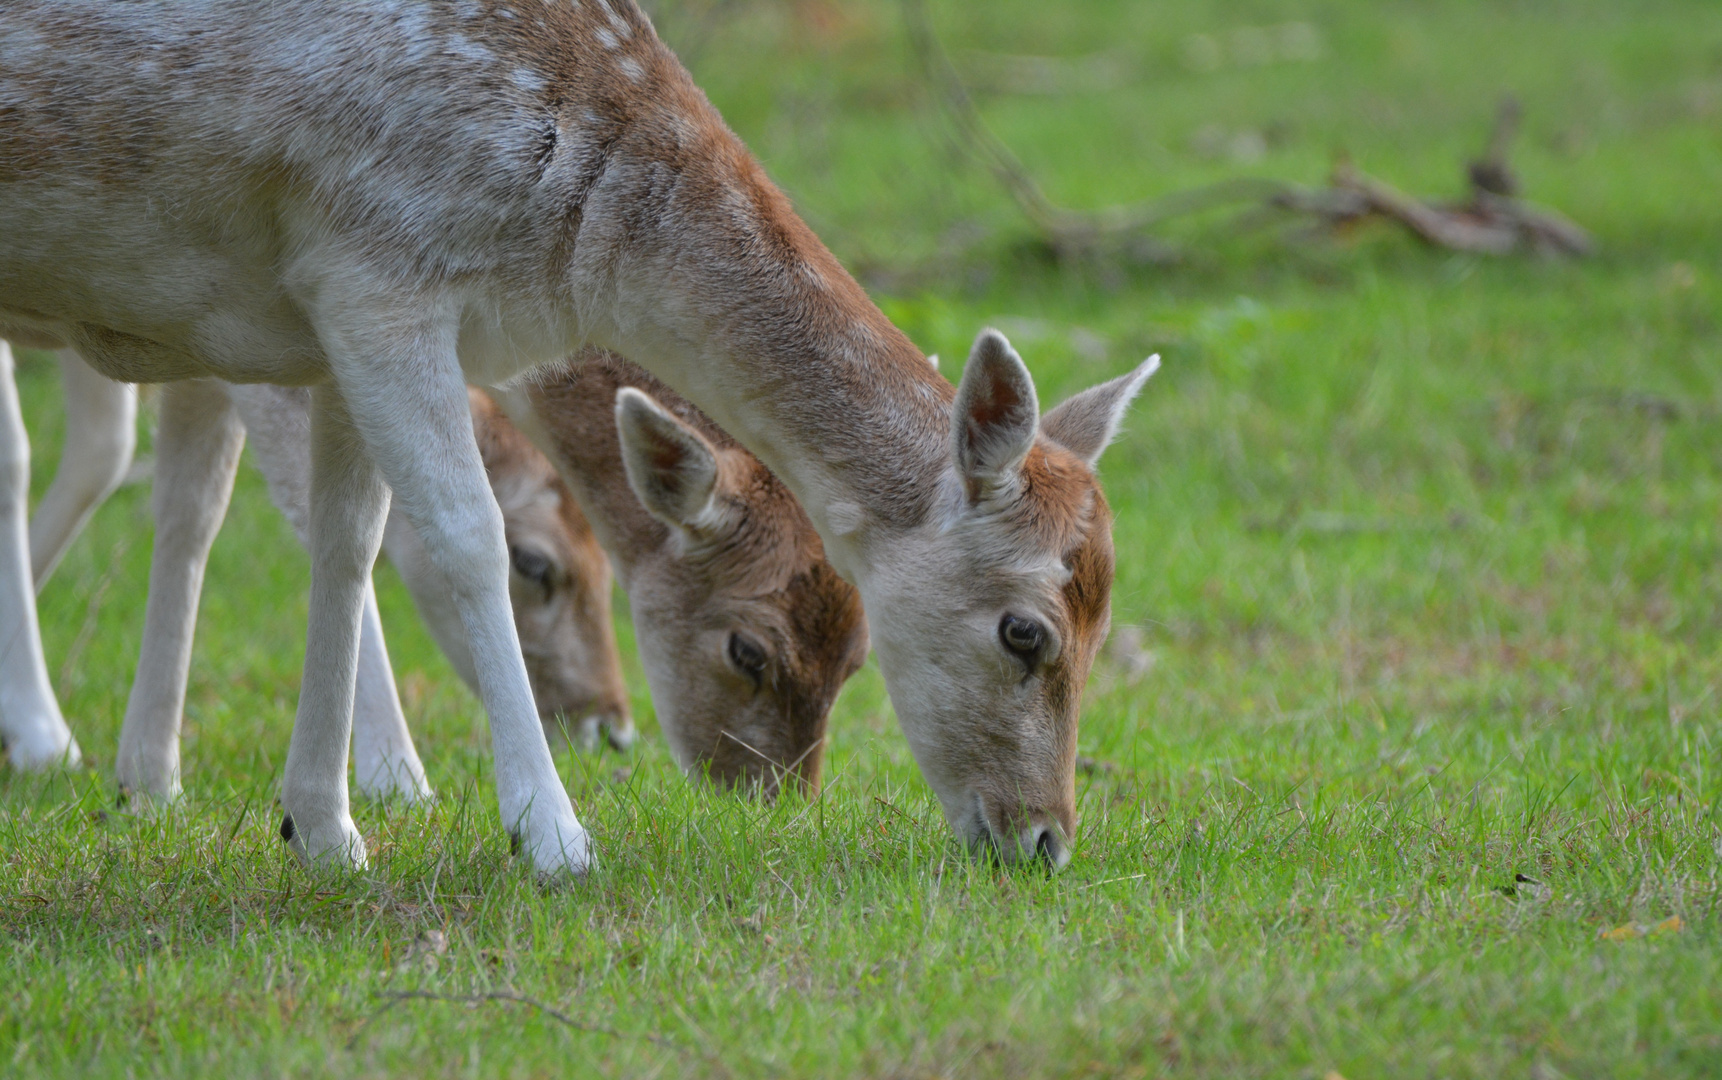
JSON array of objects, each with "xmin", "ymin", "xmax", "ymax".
[
  {"xmin": 852, "ymin": 331, "xmax": 1158, "ymax": 868},
  {"xmin": 612, "ymin": 384, "xmax": 869, "ymax": 798}
]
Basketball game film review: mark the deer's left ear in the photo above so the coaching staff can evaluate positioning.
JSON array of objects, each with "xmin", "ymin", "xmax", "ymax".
[
  {"xmin": 953, "ymin": 329, "xmax": 1039, "ymax": 498},
  {"xmin": 1040, "ymin": 355, "xmax": 1160, "ymax": 466},
  {"xmin": 616, "ymin": 387, "xmax": 725, "ymax": 535}
]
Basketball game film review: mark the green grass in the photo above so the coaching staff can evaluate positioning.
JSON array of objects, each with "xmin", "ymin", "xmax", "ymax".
[{"xmin": 6, "ymin": 0, "xmax": 1722, "ymax": 1075}]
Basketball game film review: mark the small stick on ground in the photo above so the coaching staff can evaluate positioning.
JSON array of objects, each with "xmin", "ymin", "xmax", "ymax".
[{"xmin": 346, "ymin": 989, "xmax": 693, "ymax": 1058}]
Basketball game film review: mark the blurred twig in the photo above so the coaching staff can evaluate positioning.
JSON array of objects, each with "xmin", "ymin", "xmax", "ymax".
[
  {"xmin": 902, "ymin": 0, "xmax": 1289, "ymax": 259},
  {"xmin": 902, "ymin": 0, "xmax": 1591, "ymax": 261}
]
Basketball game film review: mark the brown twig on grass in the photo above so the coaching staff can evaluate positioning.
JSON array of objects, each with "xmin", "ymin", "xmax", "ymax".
[
  {"xmin": 1283, "ymin": 99, "xmax": 1592, "ymax": 258},
  {"xmin": 903, "ymin": 0, "xmax": 1590, "ymax": 260},
  {"xmin": 902, "ymin": 0, "xmax": 1292, "ymax": 259}
]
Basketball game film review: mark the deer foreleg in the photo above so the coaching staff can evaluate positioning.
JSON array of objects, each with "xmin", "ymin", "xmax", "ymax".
[
  {"xmin": 115, "ymin": 379, "xmax": 245, "ymax": 802},
  {"xmin": 228, "ymin": 383, "xmax": 431, "ymax": 804},
  {"xmin": 326, "ymin": 329, "xmax": 589, "ymax": 877},
  {"xmin": 29, "ymin": 351, "xmax": 136, "ymax": 590},
  {"xmin": 0, "ymin": 342, "xmax": 78, "ymax": 769},
  {"xmin": 278, "ymin": 383, "xmax": 389, "ymax": 868}
]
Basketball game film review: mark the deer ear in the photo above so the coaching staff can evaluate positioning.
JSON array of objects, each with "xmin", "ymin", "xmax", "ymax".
[
  {"xmin": 1040, "ymin": 355, "xmax": 1160, "ymax": 466},
  {"xmin": 953, "ymin": 329, "xmax": 1039, "ymax": 496},
  {"xmin": 616, "ymin": 388, "xmax": 722, "ymax": 533}
]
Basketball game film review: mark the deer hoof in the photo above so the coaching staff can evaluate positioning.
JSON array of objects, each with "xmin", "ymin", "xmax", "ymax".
[
  {"xmin": 3, "ymin": 724, "xmax": 81, "ymax": 772},
  {"xmin": 510, "ymin": 808, "xmax": 593, "ymax": 879},
  {"xmin": 279, "ymin": 808, "xmax": 368, "ymax": 870}
]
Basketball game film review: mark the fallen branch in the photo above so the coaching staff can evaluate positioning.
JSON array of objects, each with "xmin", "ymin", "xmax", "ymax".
[
  {"xmin": 902, "ymin": 0, "xmax": 1291, "ymax": 259},
  {"xmin": 1281, "ymin": 107, "xmax": 1592, "ymax": 258},
  {"xmin": 903, "ymin": 0, "xmax": 1590, "ymax": 260}
]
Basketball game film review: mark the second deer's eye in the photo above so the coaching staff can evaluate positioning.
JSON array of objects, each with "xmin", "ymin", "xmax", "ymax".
[
  {"xmin": 510, "ymin": 545, "xmax": 555, "ymax": 591},
  {"xmin": 999, "ymin": 614, "xmax": 1045, "ymax": 664},
  {"xmin": 727, "ymin": 633, "xmax": 768, "ymax": 686}
]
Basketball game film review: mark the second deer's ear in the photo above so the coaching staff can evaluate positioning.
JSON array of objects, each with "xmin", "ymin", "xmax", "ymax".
[
  {"xmin": 952, "ymin": 329, "xmax": 1039, "ymax": 499},
  {"xmin": 616, "ymin": 388, "xmax": 723, "ymax": 533}
]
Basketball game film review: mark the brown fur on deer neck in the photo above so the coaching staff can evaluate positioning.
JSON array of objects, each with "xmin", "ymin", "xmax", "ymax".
[
  {"xmin": 512, "ymin": 4, "xmax": 1131, "ymax": 837},
  {"xmin": 520, "ymin": 352, "xmax": 830, "ymax": 596}
]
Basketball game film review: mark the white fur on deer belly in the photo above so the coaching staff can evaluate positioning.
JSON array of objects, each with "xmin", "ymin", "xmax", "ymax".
[{"xmin": 455, "ymin": 307, "xmax": 578, "ymax": 387}]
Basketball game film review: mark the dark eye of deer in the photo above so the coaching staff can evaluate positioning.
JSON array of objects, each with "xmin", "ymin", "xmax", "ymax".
[
  {"xmin": 999, "ymin": 614, "xmax": 1045, "ymax": 665},
  {"xmin": 727, "ymin": 633, "xmax": 768, "ymax": 687},
  {"xmin": 510, "ymin": 545, "xmax": 555, "ymax": 592}
]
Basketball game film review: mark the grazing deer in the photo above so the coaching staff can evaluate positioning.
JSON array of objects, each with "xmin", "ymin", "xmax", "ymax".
[
  {"xmin": 0, "ymin": 0, "xmax": 1154, "ymax": 873},
  {"xmin": 496, "ymin": 349, "xmax": 868, "ymax": 798}
]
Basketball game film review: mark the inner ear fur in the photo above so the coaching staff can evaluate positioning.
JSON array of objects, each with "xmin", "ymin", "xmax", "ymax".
[
  {"xmin": 615, "ymin": 387, "xmax": 723, "ymax": 532},
  {"xmin": 953, "ymin": 329, "xmax": 1039, "ymax": 496},
  {"xmin": 1040, "ymin": 354, "xmax": 1160, "ymax": 466}
]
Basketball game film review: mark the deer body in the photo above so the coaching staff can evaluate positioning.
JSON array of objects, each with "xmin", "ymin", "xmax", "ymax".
[{"xmin": 0, "ymin": 0, "xmax": 1153, "ymax": 869}]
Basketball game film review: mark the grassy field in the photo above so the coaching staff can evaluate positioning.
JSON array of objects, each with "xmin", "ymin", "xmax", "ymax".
[{"xmin": 5, "ymin": 0, "xmax": 1722, "ymax": 1075}]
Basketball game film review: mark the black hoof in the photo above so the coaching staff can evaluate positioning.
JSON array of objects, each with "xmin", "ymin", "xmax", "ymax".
[
  {"xmin": 508, "ymin": 829, "xmax": 522, "ymax": 857},
  {"xmin": 279, "ymin": 814, "xmax": 296, "ymax": 842}
]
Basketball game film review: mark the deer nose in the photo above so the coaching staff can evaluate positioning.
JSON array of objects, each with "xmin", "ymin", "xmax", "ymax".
[{"xmin": 1028, "ymin": 821, "xmax": 1071, "ymax": 871}]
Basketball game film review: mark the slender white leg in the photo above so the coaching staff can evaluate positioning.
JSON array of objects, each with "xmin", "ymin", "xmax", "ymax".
[
  {"xmin": 0, "ymin": 342, "xmax": 80, "ymax": 769},
  {"xmin": 325, "ymin": 324, "xmax": 588, "ymax": 876},
  {"xmin": 115, "ymin": 380, "xmax": 245, "ymax": 801},
  {"xmin": 380, "ymin": 506, "xmax": 481, "ymax": 693},
  {"xmin": 228, "ymin": 384, "xmax": 431, "ymax": 804},
  {"xmin": 29, "ymin": 351, "xmax": 136, "ymax": 589},
  {"xmin": 351, "ymin": 582, "xmax": 433, "ymax": 801},
  {"xmin": 278, "ymin": 383, "xmax": 390, "ymax": 868}
]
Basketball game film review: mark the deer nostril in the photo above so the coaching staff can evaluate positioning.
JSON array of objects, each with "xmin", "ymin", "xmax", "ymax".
[{"xmin": 1033, "ymin": 824, "xmax": 1071, "ymax": 870}]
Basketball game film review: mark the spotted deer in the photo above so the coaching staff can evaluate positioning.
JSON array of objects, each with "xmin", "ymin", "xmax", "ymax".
[
  {"xmin": 497, "ymin": 349, "xmax": 868, "ymax": 798},
  {"xmin": 0, "ymin": 0, "xmax": 1155, "ymax": 874}
]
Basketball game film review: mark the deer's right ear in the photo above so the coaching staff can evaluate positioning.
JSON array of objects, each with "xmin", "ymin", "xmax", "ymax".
[
  {"xmin": 953, "ymin": 329, "xmax": 1039, "ymax": 499},
  {"xmin": 616, "ymin": 388, "xmax": 722, "ymax": 533},
  {"xmin": 1040, "ymin": 354, "xmax": 1160, "ymax": 466}
]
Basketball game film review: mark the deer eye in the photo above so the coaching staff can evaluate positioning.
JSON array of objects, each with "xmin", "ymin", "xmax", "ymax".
[
  {"xmin": 999, "ymin": 614, "xmax": 1045, "ymax": 665},
  {"xmin": 510, "ymin": 545, "xmax": 556, "ymax": 591},
  {"xmin": 726, "ymin": 632, "xmax": 768, "ymax": 687}
]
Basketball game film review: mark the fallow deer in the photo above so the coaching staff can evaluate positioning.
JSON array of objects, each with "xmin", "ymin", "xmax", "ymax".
[
  {"xmin": 0, "ymin": 0, "xmax": 1155, "ymax": 873},
  {"xmin": 496, "ymin": 349, "xmax": 869, "ymax": 798}
]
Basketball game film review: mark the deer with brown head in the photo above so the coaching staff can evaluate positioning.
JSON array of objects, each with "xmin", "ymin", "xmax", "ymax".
[{"xmin": 497, "ymin": 350, "xmax": 867, "ymax": 798}]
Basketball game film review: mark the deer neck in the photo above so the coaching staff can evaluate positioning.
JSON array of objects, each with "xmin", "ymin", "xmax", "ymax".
[{"xmin": 574, "ymin": 153, "xmax": 957, "ymax": 583}]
